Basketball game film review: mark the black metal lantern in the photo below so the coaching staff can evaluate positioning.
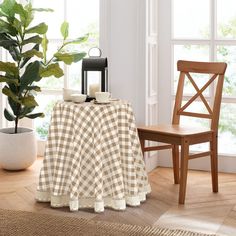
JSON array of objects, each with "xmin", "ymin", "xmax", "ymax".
[{"xmin": 81, "ymin": 48, "xmax": 108, "ymax": 101}]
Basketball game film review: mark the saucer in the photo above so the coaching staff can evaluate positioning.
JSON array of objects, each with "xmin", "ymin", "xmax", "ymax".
[{"xmin": 94, "ymin": 100, "xmax": 110, "ymax": 104}]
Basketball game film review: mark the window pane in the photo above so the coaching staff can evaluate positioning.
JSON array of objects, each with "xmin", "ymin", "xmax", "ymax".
[
  {"xmin": 68, "ymin": 61, "xmax": 82, "ymax": 90},
  {"xmin": 217, "ymin": 45, "xmax": 236, "ymax": 97},
  {"xmin": 67, "ymin": 0, "xmax": 99, "ymax": 39},
  {"xmin": 66, "ymin": 0, "xmax": 99, "ymax": 90},
  {"xmin": 32, "ymin": 0, "xmax": 64, "ymax": 39},
  {"xmin": 176, "ymin": 103, "xmax": 236, "ymax": 155},
  {"xmin": 65, "ymin": 44, "xmax": 85, "ymax": 90},
  {"xmin": 174, "ymin": 45, "xmax": 210, "ymax": 94},
  {"xmin": 179, "ymin": 102, "xmax": 209, "ymax": 152},
  {"xmin": 180, "ymin": 100, "xmax": 210, "ymax": 115},
  {"xmin": 217, "ymin": 0, "xmax": 236, "ymax": 39},
  {"xmin": 34, "ymin": 95, "xmax": 62, "ymax": 140},
  {"xmin": 67, "ymin": 60, "xmax": 102, "ymax": 92},
  {"xmin": 37, "ymin": 42, "xmax": 64, "ymax": 89},
  {"xmin": 218, "ymin": 103, "xmax": 236, "ymax": 154},
  {"xmin": 173, "ymin": 0, "xmax": 210, "ymax": 39}
]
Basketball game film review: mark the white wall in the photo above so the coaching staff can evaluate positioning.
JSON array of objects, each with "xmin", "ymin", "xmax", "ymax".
[{"xmin": 100, "ymin": 0, "xmax": 146, "ymax": 125}]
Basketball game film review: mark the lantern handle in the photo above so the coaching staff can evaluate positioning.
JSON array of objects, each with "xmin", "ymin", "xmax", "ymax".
[{"xmin": 88, "ymin": 47, "xmax": 102, "ymax": 58}]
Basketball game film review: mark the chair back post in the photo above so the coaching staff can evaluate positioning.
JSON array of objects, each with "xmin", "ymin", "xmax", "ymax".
[
  {"xmin": 172, "ymin": 72, "xmax": 185, "ymax": 125},
  {"xmin": 211, "ymin": 74, "xmax": 225, "ymax": 132}
]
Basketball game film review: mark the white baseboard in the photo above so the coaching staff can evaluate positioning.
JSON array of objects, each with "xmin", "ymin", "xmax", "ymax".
[
  {"xmin": 144, "ymin": 152, "xmax": 159, "ymax": 173},
  {"xmin": 37, "ymin": 140, "xmax": 46, "ymax": 157}
]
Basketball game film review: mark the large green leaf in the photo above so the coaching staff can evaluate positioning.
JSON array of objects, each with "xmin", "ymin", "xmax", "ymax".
[
  {"xmin": 2, "ymin": 85, "xmax": 20, "ymax": 103},
  {"xmin": 54, "ymin": 52, "xmax": 86, "ymax": 65},
  {"xmin": 0, "ymin": 32, "xmax": 17, "ymax": 46},
  {"xmin": 21, "ymin": 2, "xmax": 33, "ymax": 27},
  {"xmin": 14, "ymin": 2, "xmax": 27, "ymax": 18},
  {"xmin": 19, "ymin": 105, "xmax": 35, "ymax": 117},
  {"xmin": 0, "ymin": 75, "xmax": 19, "ymax": 85},
  {"xmin": 6, "ymin": 73, "xmax": 18, "ymax": 93},
  {"xmin": 0, "ymin": 38, "xmax": 18, "ymax": 48},
  {"xmin": 20, "ymin": 61, "xmax": 41, "ymax": 92},
  {"xmin": 26, "ymin": 85, "xmax": 41, "ymax": 92},
  {"xmin": 8, "ymin": 46, "xmax": 20, "ymax": 61},
  {"xmin": 20, "ymin": 57, "xmax": 31, "ymax": 69},
  {"xmin": 0, "ymin": 19, "xmax": 17, "ymax": 36},
  {"xmin": 0, "ymin": 61, "xmax": 18, "ymax": 76},
  {"xmin": 0, "ymin": 33, "xmax": 20, "ymax": 61},
  {"xmin": 0, "ymin": 9, "xmax": 7, "ymax": 18},
  {"xmin": 32, "ymin": 8, "xmax": 53, "ymax": 12},
  {"xmin": 25, "ymin": 23, "xmax": 48, "ymax": 35},
  {"xmin": 72, "ymin": 53, "xmax": 87, "ymax": 62},
  {"xmin": 13, "ymin": 18, "xmax": 22, "ymax": 34},
  {"xmin": 0, "ymin": 32, "xmax": 12, "ymax": 40},
  {"xmin": 22, "ymin": 35, "xmax": 42, "ymax": 45},
  {"xmin": 26, "ymin": 112, "xmax": 44, "ymax": 119},
  {"xmin": 21, "ymin": 95, "xmax": 38, "ymax": 107},
  {"xmin": 64, "ymin": 34, "xmax": 89, "ymax": 46},
  {"xmin": 8, "ymin": 97, "xmax": 19, "ymax": 116},
  {"xmin": 24, "ymin": 13, "xmax": 33, "ymax": 28},
  {"xmin": 20, "ymin": 44, "xmax": 39, "ymax": 68},
  {"xmin": 60, "ymin": 21, "xmax": 69, "ymax": 40},
  {"xmin": 41, "ymin": 34, "xmax": 48, "ymax": 64},
  {"xmin": 0, "ymin": 0, "xmax": 16, "ymax": 18},
  {"xmin": 4, "ymin": 108, "xmax": 15, "ymax": 121},
  {"xmin": 22, "ymin": 49, "xmax": 43, "ymax": 59},
  {"xmin": 13, "ymin": 2, "xmax": 30, "ymax": 27},
  {"xmin": 39, "ymin": 63, "xmax": 64, "ymax": 78}
]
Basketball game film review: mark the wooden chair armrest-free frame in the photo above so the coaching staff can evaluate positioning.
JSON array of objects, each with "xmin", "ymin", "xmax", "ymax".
[{"xmin": 138, "ymin": 60, "xmax": 227, "ymax": 204}]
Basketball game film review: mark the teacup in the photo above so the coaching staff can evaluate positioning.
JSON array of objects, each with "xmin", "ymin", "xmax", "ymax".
[{"xmin": 95, "ymin": 92, "xmax": 110, "ymax": 103}]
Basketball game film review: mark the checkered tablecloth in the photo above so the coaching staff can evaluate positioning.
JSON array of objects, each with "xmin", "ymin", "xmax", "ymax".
[{"xmin": 36, "ymin": 100, "xmax": 151, "ymax": 212}]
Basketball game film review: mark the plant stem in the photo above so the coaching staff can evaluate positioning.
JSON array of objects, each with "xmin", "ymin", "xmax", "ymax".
[
  {"xmin": 45, "ymin": 43, "xmax": 66, "ymax": 66},
  {"xmin": 14, "ymin": 27, "xmax": 25, "ymax": 134},
  {"xmin": 15, "ymin": 118, "xmax": 18, "ymax": 134}
]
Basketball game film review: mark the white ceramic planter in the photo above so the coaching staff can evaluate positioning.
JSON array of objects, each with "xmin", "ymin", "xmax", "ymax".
[{"xmin": 0, "ymin": 127, "xmax": 37, "ymax": 170}]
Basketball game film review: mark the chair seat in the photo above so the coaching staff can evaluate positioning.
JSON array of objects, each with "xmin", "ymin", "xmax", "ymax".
[{"xmin": 138, "ymin": 124, "xmax": 213, "ymax": 137}]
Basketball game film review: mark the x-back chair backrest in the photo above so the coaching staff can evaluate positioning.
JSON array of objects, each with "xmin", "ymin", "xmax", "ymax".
[{"xmin": 172, "ymin": 60, "xmax": 227, "ymax": 132}]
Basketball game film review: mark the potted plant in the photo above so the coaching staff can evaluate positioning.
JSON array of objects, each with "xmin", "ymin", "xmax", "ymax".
[{"xmin": 0, "ymin": 0, "xmax": 87, "ymax": 170}]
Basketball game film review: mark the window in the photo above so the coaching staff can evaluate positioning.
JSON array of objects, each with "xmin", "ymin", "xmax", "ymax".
[
  {"xmin": 159, "ymin": 0, "xmax": 236, "ymax": 155},
  {"xmin": 32, "ymin": 0, "xmax": 99, "ymax": 140}
]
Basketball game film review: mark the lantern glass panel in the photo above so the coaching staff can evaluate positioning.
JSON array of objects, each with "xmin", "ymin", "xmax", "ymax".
[{"xmin": 87, "ymin": 72, "xmax": 101, "ymax": 97}]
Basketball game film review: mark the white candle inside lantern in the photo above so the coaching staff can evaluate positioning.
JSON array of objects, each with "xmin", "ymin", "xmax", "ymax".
[{"xmin": 89, "ymin": 84, "xmax": 100, "ymax": 97}]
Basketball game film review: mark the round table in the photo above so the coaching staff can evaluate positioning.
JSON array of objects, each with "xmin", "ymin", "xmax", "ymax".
[{"xmin": 36, "ymin": 100, "xmax": 151, "ymax": 212}]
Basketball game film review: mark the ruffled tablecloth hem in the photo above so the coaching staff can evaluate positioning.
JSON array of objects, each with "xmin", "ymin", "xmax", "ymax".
[{"xmin": 36, "ymin": 185, "xmax": 151, "ymax": 212}]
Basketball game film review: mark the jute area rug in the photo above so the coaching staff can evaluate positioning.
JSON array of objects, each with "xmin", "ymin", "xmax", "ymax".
[{"xmin": 0, "ymin": 209, "xmax": 216, "ymax": 236}]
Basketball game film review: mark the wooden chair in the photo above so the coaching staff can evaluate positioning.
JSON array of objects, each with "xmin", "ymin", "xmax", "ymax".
[{"xmin": 138, "ymin": 60, "xmax": 227, "ymax": 204}]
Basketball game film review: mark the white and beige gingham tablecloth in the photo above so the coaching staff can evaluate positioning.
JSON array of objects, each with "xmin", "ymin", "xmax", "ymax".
[{"xmin": 36, "ymin": 100, "xmax": 151, "ymax": 212}]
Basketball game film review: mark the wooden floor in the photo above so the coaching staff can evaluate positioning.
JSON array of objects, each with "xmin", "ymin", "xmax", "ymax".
[{"xmin": 0, "ymin": 158, "xmax": 236, "ymax": 235}]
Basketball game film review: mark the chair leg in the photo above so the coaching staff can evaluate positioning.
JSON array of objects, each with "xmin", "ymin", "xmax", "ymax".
[
  {"xmin": 210, "ymin": 134, "xmax": 218, "ymax": 193},
  {"xmin": 140, "ymin": 139, "xmax": 145, "ymax": 157},
  {"xmin": 172, "ymin": 145, "xmax": 179, "ymax": 184},
  {"xmin": 179, "ymin": 139, "xmax": 189, "ymax": 204}
]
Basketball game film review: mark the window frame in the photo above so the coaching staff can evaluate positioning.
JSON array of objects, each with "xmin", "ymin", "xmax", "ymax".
[
  {"xmin": 32, "ymin": 0, "xmax": 100, "ymax": 141},
  {"xmin": 0, "ymin": 0, "xmax": 100, "ymax": 141},
  {"xmin": 158, "ymin": 0, "xmax": 236, "ymax": 157}
]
